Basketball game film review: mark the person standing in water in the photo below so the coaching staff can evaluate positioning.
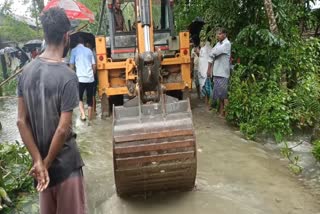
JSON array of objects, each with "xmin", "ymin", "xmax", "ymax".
[
  {"xmin": 17, "ymin": 8, "xmax": 86, "ymax": 214},
  {"xmin": 207, "ymin": 28, "xmax": 231, "ymax": 117},
  {"xmin": 85, "ymin": 42, "xmax": 98, "ymax": 115},
  {"xmin": 70, "ymin": 36, "xmax": 96, "ymax": 121}
]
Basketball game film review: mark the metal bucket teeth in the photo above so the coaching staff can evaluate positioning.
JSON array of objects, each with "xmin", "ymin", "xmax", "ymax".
[{"xmin": 113, "ymin": 99, "xmax": 197, "ymax": 196}]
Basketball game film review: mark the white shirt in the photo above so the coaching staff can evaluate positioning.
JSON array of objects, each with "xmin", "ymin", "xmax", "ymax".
[
  {"xmin": 70, "ymin": 44, "xmax": 96, "ymax": 83},
  {"xmin": 208, "ymin": 38, "xmax": 231, "ymax": 78}
]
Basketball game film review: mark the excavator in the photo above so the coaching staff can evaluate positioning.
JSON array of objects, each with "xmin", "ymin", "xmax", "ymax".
[{"xmin": 95, "ymin": 0, "xmax": 197, "ymax": 196}]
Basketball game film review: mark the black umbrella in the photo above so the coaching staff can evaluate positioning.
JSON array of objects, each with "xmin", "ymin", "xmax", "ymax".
[
  {"xmin": 188, "ymin": 17, "xmax": 205, "ymax": 44},
  {"xmin": 70, "ymin": 31, "xmax": 95, "ymax": 49},
  {"xmin": 0, "ymin": 47, "xmax": 29, "ymax": 64},
  {"xmin": 25, "ymin": 39, "xmax": 42, "ymax": 45},
  {"xmin": 23, "ymin": 39, "xmax": 42, "ymax": 52},
  {"xmin": 16, "ymin": 47, "xmax": 30, "ymax": 65}
]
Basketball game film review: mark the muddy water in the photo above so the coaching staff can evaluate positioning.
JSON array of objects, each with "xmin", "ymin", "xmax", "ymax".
[
  {"xmin": 1, "ymin": 97, "xmax": 320, "ymax": 214},
  {"xmin": 0, "ymin": 98, "xmax": 21, "ymax": 142}
]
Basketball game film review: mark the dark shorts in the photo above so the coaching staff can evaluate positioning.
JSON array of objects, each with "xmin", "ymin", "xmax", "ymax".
[
  {"xmin": 39, "ymin": 168, "xmax": 87, "ymax": 214},
  {"xmin": 213, "ymin": 76, "xmax": 229, "ymax": 100},
  {"xmin": 92, "ymin": 80, "xmax": 98, "ymax": 97},
  {"xmin": 79, "ymin": 82, "xmax": 94, "ymax": 107}
]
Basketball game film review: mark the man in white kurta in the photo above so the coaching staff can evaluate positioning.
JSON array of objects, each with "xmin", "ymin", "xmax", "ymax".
[{"xmin": 198, "ymin": 41, "xmax": 212, "ymax": 92}]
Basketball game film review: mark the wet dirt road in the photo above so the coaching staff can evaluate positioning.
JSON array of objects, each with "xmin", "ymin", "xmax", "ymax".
[
  {"xmin": 77, "ymin": 99, "xmax": 320, "ymax": 214},
  {"xmin": 1, "ymin": 97, "xmax": 320, "ymax": 214}
]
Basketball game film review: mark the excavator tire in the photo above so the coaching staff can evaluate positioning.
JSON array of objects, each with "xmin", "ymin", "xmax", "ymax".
[
  {"xmin": 101, "ymin": 94, "xmax": 124, "ymax": 119},
  {"xmin": 101, "ymin": 93, "xmax": 110, "ymax": 119}
]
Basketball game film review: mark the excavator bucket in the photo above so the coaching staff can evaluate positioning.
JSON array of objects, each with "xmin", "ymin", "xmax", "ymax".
[{"xmin": 112, "ymin": 98, "xmax": 197, "ymax": 196}]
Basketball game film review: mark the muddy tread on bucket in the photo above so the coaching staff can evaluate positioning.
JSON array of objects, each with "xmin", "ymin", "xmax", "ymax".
[{"xmin": 113, "ymin": 100, "xmax": 197, "ymax": 196}]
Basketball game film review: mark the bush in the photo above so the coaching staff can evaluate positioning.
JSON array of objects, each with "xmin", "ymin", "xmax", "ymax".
[
  {"xmin": 0, "ymin": 142, "xmax": 38, "ymax": 213},
  {"xmin": 226, "ymin": 29, "xmax": 320, "ymax": 141},
  {"xmin": 312, "ymin": 140, "xmax": 320, "ymax": 162},
  {"xmin": 289, "ymin": 72, "xmax": 320, "ymax": 128},
  {"xmin": 227, "ymin": 65, "xmax": 291, "ymax": 141}
]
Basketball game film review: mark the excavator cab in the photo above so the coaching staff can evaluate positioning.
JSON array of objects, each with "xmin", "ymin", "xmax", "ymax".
[
  {"xmin": 95, "ymin": 0, "xmax": 196, "ymax": 196},
  {"xmin": 107, "ymin": 0, "xmax": 175, "ymax": 61}
]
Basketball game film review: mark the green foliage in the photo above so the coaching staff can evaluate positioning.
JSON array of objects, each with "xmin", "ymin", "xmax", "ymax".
[
  {"xmin": 0, "ymin": 79, "xmax": 17, "ymax": 97},
  {"xmin": 227, "ymin": 64, "xmax": 291, "ymax": 141},
  {"xmin": 280, "ymin": 142, "xmax": 302, "ymax": 174},
  {"xmin": 78, "ymin": 0, "xmax": 104, "ymax": 34},
  {"xmin": 0, "ymin": 16, "xmax": 41, "ymax": 42},
  {"xmin": 0, "ymin": 0, "xmax": 13, "ymax": 15},
  {"xmin": 174, "ymin": 0, "xmax": 207, "ymax": 33},
  {"xmin": 0, "ymin": 142, "xmax": 33, "ymax": 193},
  {"xmin": 289, "ymin": 73, "xmax": 320, "ymax": 128},
  {"xmin": 174, "ymin": 0, "xmax": 267, "ymax": 39},
  {"xmin": 211, "ymin": 0, "xmax": 320, "ymax": 142},
  {"xmin": 312, "ymin": 140, "xmax": 320, "ymax": 161},
  {"xmin": 0, "ymin": 142, "xmax": 37, "ymax": 213},
  {"xmin": 0, "ymin": 69, "xmax": 17, "ymax": 96},
  {"xmin": 225, "ymin": 24, "xmax": 292, "ymax": 141},
  {"xmin": 227, "ymin": 36, "xmax": 320, "ymax": 141}
]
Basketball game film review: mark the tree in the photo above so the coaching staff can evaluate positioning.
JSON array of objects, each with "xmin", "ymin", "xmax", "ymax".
[
  {"xmin": 174, "ymin": 0, "xmax": 267, "ymax": 40},
  {"xmin": 312, "ymin": 8, "xmax": 320, "ymax": 36},
  {"xmin": 31, "ymin": 0, "xmax": 41, "ymax": 32},
  {"xmin": 77, "ymin": 0, "xmax": 106, "ymax": 34},
  {"xmin": 34, "ymin": 0, "xmax": 44, "ymax": 13},
  {"xmin": 21, "ymin": 0, "xmax": 44, "ymax": 14},
  {"xmin": 0, "ymin": 16, "xmax": 40, "ymax": 42},
  {"xmin": 263, "ymin": 0, "xmax": 278, "ymax": 33},
  {"xmin": 0, "ymin": 1, "xmax": 41, "ymax": 42},
  {"xmin": 0, "ymin": 0, "xmax": 13, "ymax": 15}
]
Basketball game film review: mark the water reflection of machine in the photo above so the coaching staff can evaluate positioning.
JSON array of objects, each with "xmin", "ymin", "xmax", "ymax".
[{"xmin": 95, "ymin": 0, "xmax": 197, "ymax": 196}]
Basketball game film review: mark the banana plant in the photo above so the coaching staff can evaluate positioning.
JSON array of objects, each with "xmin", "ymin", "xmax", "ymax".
[{"xmin": 0, "ymin": 186, "xmax": 12, "ymax": 210}]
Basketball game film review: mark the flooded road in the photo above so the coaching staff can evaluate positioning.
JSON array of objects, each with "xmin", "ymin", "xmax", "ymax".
[
  {"xmin": 0, "ymin": 98, "xmax": 21, "ymax": 142},
  {"xmin": 1, "ymin": 96, "xmax": 320, "ymax": 214}
]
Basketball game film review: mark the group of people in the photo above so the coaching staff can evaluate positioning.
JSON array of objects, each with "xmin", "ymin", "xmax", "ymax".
[
  {"xmin": 15, "ymin": 3, "xmax": 231, "ymax": 214},
  {"xmin": 191, "ymin": 28, "xmax": 231, "ymax": 118}
]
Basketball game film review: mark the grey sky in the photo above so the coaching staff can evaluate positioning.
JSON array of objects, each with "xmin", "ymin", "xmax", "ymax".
[
  {"xmin": 312, "ymin": 0, "xmax": 320, "ymax": 9},
  {"xmin": 0, "ymin": 0, "xmax": 48, "ymax": 17}
]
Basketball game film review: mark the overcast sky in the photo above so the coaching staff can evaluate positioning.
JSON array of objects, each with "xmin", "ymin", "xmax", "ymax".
[
  {"xmin": 311, "ymin": 0, "xmax": 320, "ymax": 9},
  {"xmin": 0, "ymin": 0, "xmax": 48, "ymax": 17}
]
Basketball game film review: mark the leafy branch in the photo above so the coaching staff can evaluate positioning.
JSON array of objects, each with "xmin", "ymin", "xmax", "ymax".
[{"xmin": 280, "ymin": 142, "xmax": 303, "ymax": 174}]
